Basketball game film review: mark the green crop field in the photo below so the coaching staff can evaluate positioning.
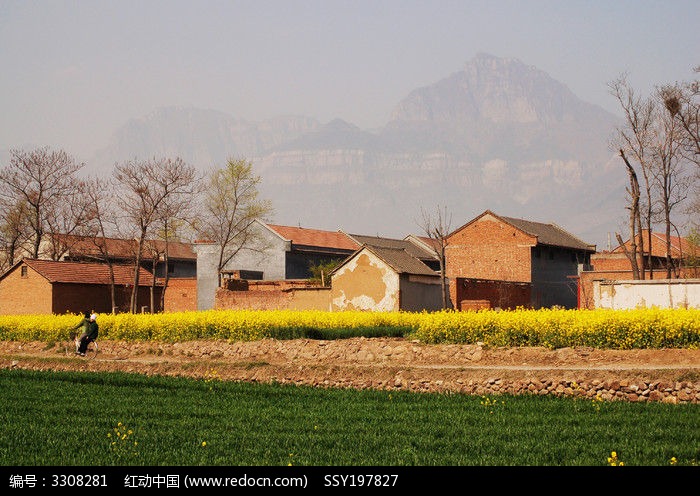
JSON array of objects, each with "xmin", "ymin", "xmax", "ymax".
[{"xmin": 1, "ymin": 368, "xmax": 697, "ymax": 467}]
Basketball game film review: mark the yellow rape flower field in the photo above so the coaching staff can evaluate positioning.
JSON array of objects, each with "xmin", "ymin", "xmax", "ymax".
[{"xmin": 0, "ymin": 307, "xmax": 698, "ymax": 349}]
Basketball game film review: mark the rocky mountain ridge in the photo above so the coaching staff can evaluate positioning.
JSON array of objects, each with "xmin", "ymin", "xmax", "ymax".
[{"xmin": 89, "ymin": 53, "xmax": 626, "ymax": 248}]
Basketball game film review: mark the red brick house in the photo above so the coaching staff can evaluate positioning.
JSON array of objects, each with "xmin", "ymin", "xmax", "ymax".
[
  {"xmin": 0, "ymin": 259, "xmax": 161, "ymax": 315},
  {"xmin": 445, "ymin": 210, "xmax": 596, "ymax": 310},
  {"xmin": 43, "ymin": 233, "xmax": 197, "ymax": 279}
]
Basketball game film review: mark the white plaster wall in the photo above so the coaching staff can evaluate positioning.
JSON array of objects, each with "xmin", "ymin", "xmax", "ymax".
[{"xmin": 593, "ymin": 279, "xmax": 700, "ymax": 309}]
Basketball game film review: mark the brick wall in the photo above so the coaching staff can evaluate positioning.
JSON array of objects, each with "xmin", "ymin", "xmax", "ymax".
[
  {"xmin": 216, "ymin": 280, "xmax": 331, "ymax": 310},
  {"xmin": 163, "ymin": 278, "xmax": 197, "ymax": 312},
  {"xmin": 0, "ymin": 265, "xmax": 53, "ymax": 314},
  {"xmin": 53, "ymin": 283, "xmax": 158, "ymax": 314},
  {"xmin": 455, "ymin": 278, "xmax": 532, "ymax": 310},
  {"xmin": 446, "ymin": 215, "xmax": 535, "ymax": 308}
]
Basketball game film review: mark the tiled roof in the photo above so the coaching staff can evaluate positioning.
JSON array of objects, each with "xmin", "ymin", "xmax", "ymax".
[
  {"xmin": 500, "ymin": 215, "xmax": 595, "ymax": 251},
  {"xmin": 612, "ymin": 230, "xmax": 694, "ymax": 258},
  {"xmin": 21, "ymin": 259, "xmax": 157, "ymax": 286},
  {"xmin": 362, "ymin": 245, "xmax": 439, "ymax": 276},
  {"xmin": 348, "ymin": 234, "xmax": 439, "ymax": 261},
  {"xmin": 405, "ymin": 234, "xmax": 441, "ymax": 254},
  {"xmin": 51, "ymin": 234, "xmax": 196, "ymax": 260},
  {"xmin": 451, "ymin": 210, "xmax": 595, "ymax": 251},
  {"xmin": 266, "ymin": 224, "xmax": 359, "ymax": 251}
]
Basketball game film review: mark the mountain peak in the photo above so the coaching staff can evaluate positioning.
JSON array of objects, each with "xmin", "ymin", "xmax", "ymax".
[{"xmin": 390, "ymin": 53, "xmax": 594, "ymax": 125}]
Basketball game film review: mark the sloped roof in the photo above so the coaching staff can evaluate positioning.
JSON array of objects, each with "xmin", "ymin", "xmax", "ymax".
[
  {"xmin": 612, "ymin": 230, "xmax": 695, "ymax": 258},
  {"xmin": 50, "ymin": 234, "xmax": 196, "ymax": 260},
  {"xmin": 266, "ymin": 224, "xmax": 359, "ymax": 251},
  {"xmin": 360, "ymin": 245, "xmax": 438, "ymax": 276},
  {"xmin": 347, "ymin": 234, "xmax": 439, "ymax": 261},
  {"xmin": 405, "ymin": 234, "xmax": 441, "ymax": 254},
  {"xmin": 14, "ymin": 259, "xmax": 157, "ymax": 286},
  {"xmin": 501, "ymin": 215, "xmax": 595, "ymax": 251},
  {"xmin": 450, "ymin": 210, "xmax": 596, "ymax": 252}
]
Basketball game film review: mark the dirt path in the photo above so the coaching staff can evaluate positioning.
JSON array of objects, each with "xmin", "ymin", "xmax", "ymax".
[{"xmin": 2, "ymin": 338, "xmax": 699, "ymax": 401}]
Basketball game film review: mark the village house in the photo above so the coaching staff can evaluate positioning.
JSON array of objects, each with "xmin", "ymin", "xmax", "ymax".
[
  {"xmin": 445, "ymin": 210, "xmax": 596, "ymax": 310},
  {"xmin": 330, "ymin": 244, "xmax": 442, "ymax": 312},
  {"xmin": 0, "ymin": 258, "xmax": 160, "ymax": 315},
  {"xmin": 41, "ymin": 233, "xmax": 197, "ymax": 279},
  {"xmin": 194, "ymin": 220, "xmax": 361, "ymax": 310}
]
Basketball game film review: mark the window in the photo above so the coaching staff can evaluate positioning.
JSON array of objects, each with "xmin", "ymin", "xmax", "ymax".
[
  {"xmin": 21, "ymin": 266, "xmax": 28, "ymax": 277},
  {"xmin": 168, "ymin": 263, "xmax": 175, "ymax": 274}
]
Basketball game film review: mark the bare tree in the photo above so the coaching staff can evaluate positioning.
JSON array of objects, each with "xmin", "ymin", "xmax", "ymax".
[
  {"xmin": 0, "ymin": 197, "xmax": 31, "ymax": 272},
  {"xmin": 652, "ymin": 90, "xmax": 691, "ymax": 278},
  {"xmin": 661, "ymin": 68, "xmax": 700, "ymax": 237},
  {"xmin": 616, "ymin": 150, "xmax": 642, "ymax": 280},
  {"xmin": 609, "ymin": 75, "xmax": 656, "ymax": 278},
  {"xmin": 197, "ymin": 158, "xmax": 273, "ymax": 287},
  {"xmin": 81, "ymin": 176, "xmax": 121, "ymax": 312},
  {"xmin": 0, "ymin": 146, "xmax": 86, "ymax": 259},
  {"xmin": 152, "ymin": 174, "xmax": 201, "ymax": 312},
  {"xmin": 660, "ymin": 67, "xmax": 700, "ymax": 166},
  {"xmin": 417, "ymin": 205, "xmax": 452, "ymax": 309},
  {"xmin": 114, "ymin": 157, "xmax": 198, "ymax": 313}
]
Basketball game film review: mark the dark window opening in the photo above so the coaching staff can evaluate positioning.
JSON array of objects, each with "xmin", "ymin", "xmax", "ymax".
[{"xmin": 21, "ymin": 266, "xmax": 28, "ymax": 277}]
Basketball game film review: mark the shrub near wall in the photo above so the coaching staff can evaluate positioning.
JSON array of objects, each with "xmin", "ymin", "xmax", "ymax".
[{"xmin": 0, "ymin": 308, "xmax": 698, "ymax": 349}]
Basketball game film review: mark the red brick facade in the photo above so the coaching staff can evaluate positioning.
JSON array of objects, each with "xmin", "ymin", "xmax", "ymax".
[
  {"xmin": 162, "ymin": 278, "xmax": 197, "ymax": 312},
  {"xmin": 455, "ymin": 278, "xmax": 532, "ymax": 310},
  {"xmin": 215, "ymin": 280, "xmax": 330, "ymax": 311},
  {"xmin": 446, "ymin": 213, "xmax": 536, "ymax": 308}
]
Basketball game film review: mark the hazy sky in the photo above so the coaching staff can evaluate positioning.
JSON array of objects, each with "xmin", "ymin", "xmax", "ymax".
[{"xmin": 1, "ymin": 0, "xmax": 698, "ymax": 162}]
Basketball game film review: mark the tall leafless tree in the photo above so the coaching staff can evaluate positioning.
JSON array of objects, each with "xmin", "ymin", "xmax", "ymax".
[
  {"xmin": 417, "ymin": 205, "xmax": 452, "ymax": 309},
  {"xmin": 616, "ymin": 150, "xmax": 642, "ymax": 280},
  {"xmin": 652, "ymin": 90, "xmax": 691, "ymax": 278},
  {"xmin": 660, "ymin": 68, "xmax": 700, "ymax": 236},
  {"xmin": 151, "ymin": 171, "xmax": 202, "ymax": 313},
  {"xmin": 197, "ymin": 158, "xmax": 273, "ymax": 287},
  {"xmin": 609, "ymin": 75, "xmax": 656, "ymax": 278},
  {"xmin": 113, "ymin": 157, "xmax": 198, "ymax": 313},
  {"xmin": 81, "ymin": 176, "xmax": 121, "ymax": 312},
  {"xmin": 0, "ymin": 146, "xmax": 87, "ymax": 259},
  {"xmin": 0, "ymin": 197, "xmax": 31, "ymax": 272}
]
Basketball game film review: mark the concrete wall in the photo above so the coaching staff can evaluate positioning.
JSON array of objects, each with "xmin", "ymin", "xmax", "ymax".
[
  {"xmin": 222, "ymin": 223, "xmax": 287, "ymax": 281},
  {"xmin": 331, "ymin": 251, "xmax": 401, "ymax": 311},
  {"xmin": 193, "ymin": 242, "xmax": 220, "ymax": 311},
  {"xmin": 194, "ymin": 223, "xmax": 289, "ymax": 311},
  {"xmin": 593, "ymin": 279, "xmax": 700, "ymax": 309},
  {"xmin": 578, "ymin": 270, "xmax": 633, "ymax": 309}
]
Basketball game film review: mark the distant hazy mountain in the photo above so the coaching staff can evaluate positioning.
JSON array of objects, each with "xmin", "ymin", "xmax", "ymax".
[{"xmin": 89, "ymin": 53, "xmax": 626, "ymax": 248}]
